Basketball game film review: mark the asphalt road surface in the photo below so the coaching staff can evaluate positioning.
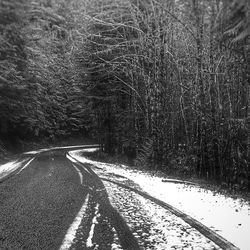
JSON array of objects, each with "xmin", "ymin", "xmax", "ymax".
[{"xmin": 0, "ymin": 149, "xmax": 237, "ymax": 250}]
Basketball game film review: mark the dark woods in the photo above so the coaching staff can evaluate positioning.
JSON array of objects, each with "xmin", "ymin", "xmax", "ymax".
[{"xmin": 0, "ymin": 0, "xmax": 250, "ymax": 189}]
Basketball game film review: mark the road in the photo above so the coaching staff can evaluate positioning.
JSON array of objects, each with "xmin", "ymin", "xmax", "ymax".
[{"xmin": 0, "ymin": 148, "xmax": 238, "ymax": 250}]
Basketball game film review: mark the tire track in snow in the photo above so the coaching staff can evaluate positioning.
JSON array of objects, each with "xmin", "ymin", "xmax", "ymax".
[
  {"xmin": 16, "ymin": 157, "xmax": 35, "ymax": 175},
  {"xmin": 71, "ymin": 164, "xmax": 83, "ymax": 185},
  {"xmin": 67, "ymin": 153, "xmax": 141, "ymax": 250},
  {"xmin": 67, "ymin": 150, "xmax": 240, "ymax": 250},
  {"xmin": 86, "ymin": 203, "xmax": 100, "ymax": 248},
  {"xmin": 101, "ymin": 178, "xmax": 239, "ymax": 250},
  {"xmin": 59, "ymin": 194, "xmax": 90, "ymax": 250}
]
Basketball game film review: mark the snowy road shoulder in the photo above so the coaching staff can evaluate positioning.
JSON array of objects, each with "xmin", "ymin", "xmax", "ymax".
[
  {"xmin": 0, "ymin": 158, "xmax": 32, "ymax": 180},
  {"xmin": 68, "ymin": 149, "xmax": 250, "ymax": 250}
]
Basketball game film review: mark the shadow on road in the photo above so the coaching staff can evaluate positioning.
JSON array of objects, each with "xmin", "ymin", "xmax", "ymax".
[{"xmin": 73, "ymin": 160, "xmax": 141, "ymax": 250}]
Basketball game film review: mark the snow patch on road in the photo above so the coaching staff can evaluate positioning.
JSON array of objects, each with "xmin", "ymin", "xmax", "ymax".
[
  {"xmin": 69, "ymin": 149, "xmax": 250, "ymax": 250},
  {"xmin": 72, "ymin": 164, "xmax": 83, "ymax": 185},
  {"xmin": 59, "ymin": 194, "xmax": 90, "ymax": 250},
  {"xmin": 86, "ymin": 203, "xmax": 100, "ymax": 248}
]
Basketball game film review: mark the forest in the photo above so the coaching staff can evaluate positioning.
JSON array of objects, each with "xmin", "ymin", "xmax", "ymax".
[{"xmin": 0, "ymin": 0, "xmax": 249, "ymax": 189}]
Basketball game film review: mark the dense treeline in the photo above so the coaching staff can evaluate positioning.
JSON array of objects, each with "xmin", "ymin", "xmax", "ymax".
[
  {"xmin": 82, "ymin": 0, "xmax": 250, "ymax": 190},
  {"xmin": 0, "ymin": 0, "xmax": 249, "ymax": 189},
  {"xmin": 0, "ymin": 0, "xmax": 89, "ymax": 150}
]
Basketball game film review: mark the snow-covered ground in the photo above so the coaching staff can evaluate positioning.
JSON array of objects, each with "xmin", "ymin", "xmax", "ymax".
[
  {"xmin": 0, "ymin": 159, "xmax": 27, "ymax": 180},
  {"xmin": 23, "ymin": 144, "xmax": 100, "ymax": 155},
  {"xmin": 69, "ymin": 149, "xmax": 250, "ymax": 250}
]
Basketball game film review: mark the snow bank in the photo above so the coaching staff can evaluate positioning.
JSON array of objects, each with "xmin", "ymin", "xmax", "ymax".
[
  {"xmin": 23, "ymin": 145, "xmax": 100, "ymax": 155},
  {"xmin": 0, "ymin": 159, "xmax": 27, "ymax": 180},
  {"xmin": 69, "ymin": 149, "xmax": 250, "ymax": 250}
]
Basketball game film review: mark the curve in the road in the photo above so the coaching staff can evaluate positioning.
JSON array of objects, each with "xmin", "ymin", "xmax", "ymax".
[
  {"xmin": 67, "ymin": 156, "xmax": 142, "ymax": 250},
  {"xmin": 67, "ymin": 151, "xmax": 239, "ymax": 250},
  {"xmin": 0, "ymin": 154, "xmax": 89, "ymax": 249}
]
